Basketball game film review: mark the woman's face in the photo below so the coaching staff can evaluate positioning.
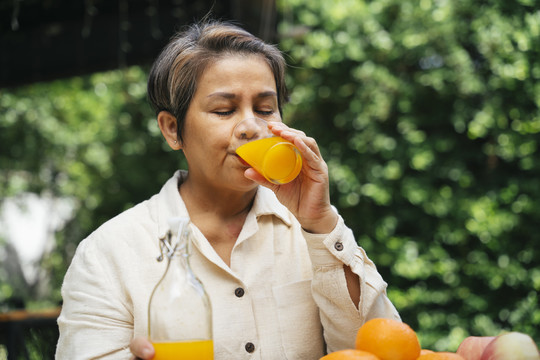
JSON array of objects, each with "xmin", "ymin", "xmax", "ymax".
[{"xmin": 181, "ymin": 54, "xmax": 281, "ymax": 191}]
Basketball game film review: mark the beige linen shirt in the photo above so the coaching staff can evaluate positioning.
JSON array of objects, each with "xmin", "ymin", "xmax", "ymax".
[{"xmin": 56, "ymin": 170, "xmax": 399, "ymax": 359}]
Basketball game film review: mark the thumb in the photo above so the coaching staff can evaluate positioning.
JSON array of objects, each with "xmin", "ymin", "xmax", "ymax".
[{"xmin": 129, "ymin": 336, "xmax": 155, "ymax": 359}]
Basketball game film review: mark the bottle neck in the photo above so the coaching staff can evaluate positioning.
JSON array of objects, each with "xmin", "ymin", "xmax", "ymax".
[
  {"xmin": 161, "ymin": 227, "xmax": 192, "ymax": 266},
  {"xmin": 170, "ymin": 243, "xmax": 190, "ymax": 264}
]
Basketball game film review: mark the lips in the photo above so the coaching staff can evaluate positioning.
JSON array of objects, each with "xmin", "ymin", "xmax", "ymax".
[{"xmin": 235, "ymin": 154, "xmax": 251, "ymax": 167}]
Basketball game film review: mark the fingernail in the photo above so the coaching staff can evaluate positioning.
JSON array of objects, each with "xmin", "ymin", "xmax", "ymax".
[{"xmin": 142, "ymin": 346, "xmax": 153, "ymax": 358}]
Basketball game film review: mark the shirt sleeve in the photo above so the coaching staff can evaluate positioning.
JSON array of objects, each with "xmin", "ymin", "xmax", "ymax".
[
  {"xmin": 303, "ymin": 215, "xmax": 401, "ymax": 353},
  {"xmin": 56, "ymin": 234, "xmax": 134, "ymax": 360}
]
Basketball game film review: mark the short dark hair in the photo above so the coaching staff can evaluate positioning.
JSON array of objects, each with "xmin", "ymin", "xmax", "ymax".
[{"xmin": 147, "ymin": 20, "xmax": 289, "ymax": 143}]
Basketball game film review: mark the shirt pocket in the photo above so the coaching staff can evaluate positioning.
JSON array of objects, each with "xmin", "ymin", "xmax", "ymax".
[{"xmin": 273, "ymin": 279, "xmax": 325, "ymax": 359}]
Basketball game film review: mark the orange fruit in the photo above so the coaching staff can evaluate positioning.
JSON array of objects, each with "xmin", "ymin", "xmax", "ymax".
[
  {"xmin": 417, "ymin": 352, "xmax": 465, "ymax": 360},
  {"xmin": 320, "ymin": 349, "xmax": 381, "ymax": 360},
  {"xmin": 355, "ymin": 318, "xmax": 421, "ymax": 360},
  {"xmin": 420, "ymin": 349, "xmax": 435, "ymax": 355}
]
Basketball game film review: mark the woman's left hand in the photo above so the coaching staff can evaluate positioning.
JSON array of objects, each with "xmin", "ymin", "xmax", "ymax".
[{"xmin": 244, "ymin": 121, "xmax": 338, "ymax": 234}]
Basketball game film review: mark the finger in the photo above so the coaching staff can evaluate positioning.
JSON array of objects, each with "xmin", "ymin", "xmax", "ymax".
[
  {"xmin": 244, "ymin": 168, "xmax": 280, "ymax": 190},
  {"xmin": 293, "ymin": 136, "xmax": 324, "ymax": 167},
  {"xmin": 270, "ymin": 124, "xmax": 321, "ymax": 158},
  {"xmin": 268, "ymin": 122, "xmax": 307, "ymax": 138},
  {"xmin": 299, "ymin": 136, "xmax": 321, "ymax": 156},
  {"xmin": 129, "ymin": 336, "xmax": 155, "ymax": 359}
]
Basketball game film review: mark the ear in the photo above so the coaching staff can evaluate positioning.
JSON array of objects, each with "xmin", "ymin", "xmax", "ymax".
[{"xmin": 157, "ymin": 111, "xmax": 182, "ymax": 150}]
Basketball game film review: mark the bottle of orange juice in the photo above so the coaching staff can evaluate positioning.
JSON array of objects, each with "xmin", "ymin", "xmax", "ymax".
[{"xmin": 148, "ymin": 217, "xmax": 213, "ymax": 360}]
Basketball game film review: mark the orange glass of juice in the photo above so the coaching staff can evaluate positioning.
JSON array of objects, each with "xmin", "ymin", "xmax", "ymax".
[
  {"xmin": 152, "ymin": 339, "xmax": 214, "ymax": 360},
  {"xmin": 234, "ymin": 118, "xmax": 302, "ymax": 184}
]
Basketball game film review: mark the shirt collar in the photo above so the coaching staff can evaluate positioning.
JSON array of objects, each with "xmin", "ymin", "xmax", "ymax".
[
  {"xmin": 155, "ymin": 170, "xmax": 190, "ymax": 240},
  {"xmin": 250, "ymin": 186, "xmax": 293, "ymax": 227}
]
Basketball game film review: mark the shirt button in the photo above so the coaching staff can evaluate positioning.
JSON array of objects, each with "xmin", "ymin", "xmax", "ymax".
[
  {"xmin": 334, "ymin": 241, "xmax": 344, "ymax": 251},
  {"xmin": 245, "ymin": 342, "xmax": 255, "ymax": 353},
  {"xmin": 234, "ymin": 287, "xmax": 245, "ymax": 298}
]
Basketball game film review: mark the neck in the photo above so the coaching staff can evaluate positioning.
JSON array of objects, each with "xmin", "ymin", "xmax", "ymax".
[
  {"xmin": 179, "ymin": 174, "xmax": 257, "ymax": 220},
  {"xmin": 178, "ymin": 173, "xmax": 256, "ymax": 266}
]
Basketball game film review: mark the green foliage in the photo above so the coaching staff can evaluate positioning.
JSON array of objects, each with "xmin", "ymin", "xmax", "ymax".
[
  {"xmin": 0, "ymin": 67, "xmax": 185, "ymax": 307},
  {"xmin": 278, "ymin": 0, "xmax": 540, "ymax": 350}
]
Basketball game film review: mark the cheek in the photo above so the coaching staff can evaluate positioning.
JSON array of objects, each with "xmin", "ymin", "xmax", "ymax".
[
  {"xmin": 182, "ymin": 112, "xmax": 235, "ymax": 151},
  {"xmin": 183, "ymin": 126, "xmax": 232, "ymax": 154},
  {"xmin": 181, "ymin": 117, "xmax": 206, "ymax": 147}
]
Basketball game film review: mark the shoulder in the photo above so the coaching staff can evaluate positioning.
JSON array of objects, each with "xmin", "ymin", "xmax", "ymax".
[
  {"xmin": 81, "ymin": 170, "xmax": 184, "ymax": 253},
  {"xmin": 71, "ymin": 170, "xmax": 187, "ymax": 266},
  {"xmin": 94, "ymin": 197, "xmax": 157, "ymax": 244},
  {"xmin": 100, "ymin": 198, "xmax": 156, "ymax": 237},
  {"xmin": 70, "ymin": 195, "xmax": 161, "ymax": 273}
]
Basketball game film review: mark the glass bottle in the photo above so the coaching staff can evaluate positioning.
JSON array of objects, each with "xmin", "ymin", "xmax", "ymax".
[{"xmin": 148, "ymin": 217, "xmax": 213, "ymax": 360}]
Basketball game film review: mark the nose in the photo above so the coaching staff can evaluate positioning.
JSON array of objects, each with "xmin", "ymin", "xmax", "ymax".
[{"xmin": 233, "ymin": 118, "xmax": 265, "ymax": 141}]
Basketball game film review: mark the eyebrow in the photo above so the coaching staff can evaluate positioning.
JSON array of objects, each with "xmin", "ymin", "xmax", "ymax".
[
  {"xmin": 207, "ymin": 92, "xmax": 235, "ymax": 99},
  {"xmin": 256, "ymin": 91, "xmax": 278, "ymax": 99},
  {"xmin": 207, "ymin": 91, "xmax": 278, "ymax": 99}
]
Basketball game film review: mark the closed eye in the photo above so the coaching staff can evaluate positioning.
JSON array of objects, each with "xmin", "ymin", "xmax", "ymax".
[
  {"xmin": 257, "ymin": 110, "xmax": 275, "ymax": 116},
  {"xmin": 214, "ymin": 110, "xmax": 235, "ymax": 116}
]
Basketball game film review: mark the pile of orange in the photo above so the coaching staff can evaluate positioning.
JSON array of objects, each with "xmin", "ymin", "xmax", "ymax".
[{"xmin": 320, "ymin": 318, "xmax": 465, "ymax": 360}]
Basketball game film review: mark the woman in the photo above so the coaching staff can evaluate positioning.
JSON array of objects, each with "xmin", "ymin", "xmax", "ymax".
[{"xmin": 56, "ymin": 20, "xmax": 400, "ymax": 359}]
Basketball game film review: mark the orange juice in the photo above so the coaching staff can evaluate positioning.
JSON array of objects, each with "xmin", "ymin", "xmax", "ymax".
[
  {"xmin": 236, "ymin": 136, "xmax": 302, "ymax": 184},
  {"xmin": 152, "ymin": 339, "xmax": 213, "ymax": 360}
]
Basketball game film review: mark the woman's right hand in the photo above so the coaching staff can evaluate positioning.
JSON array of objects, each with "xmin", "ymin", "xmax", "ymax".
[{"xmin": 129, "ymin": 336, "xmax": 155, "ymax": 360}]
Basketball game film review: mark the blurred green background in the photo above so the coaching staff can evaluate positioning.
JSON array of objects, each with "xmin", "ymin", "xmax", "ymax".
[{"xmin": 1, "ymin": 0, "xmax": 539, "ymax": 357}]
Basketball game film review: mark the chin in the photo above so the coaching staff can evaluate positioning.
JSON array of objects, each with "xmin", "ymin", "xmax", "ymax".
[
  {"xmin": 236, "ymin": 177, "xmax": 259, "ymax": 191},
  {"xmin": 222, "ymin": 171, "xmax": 258, "ymax": 192}
]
